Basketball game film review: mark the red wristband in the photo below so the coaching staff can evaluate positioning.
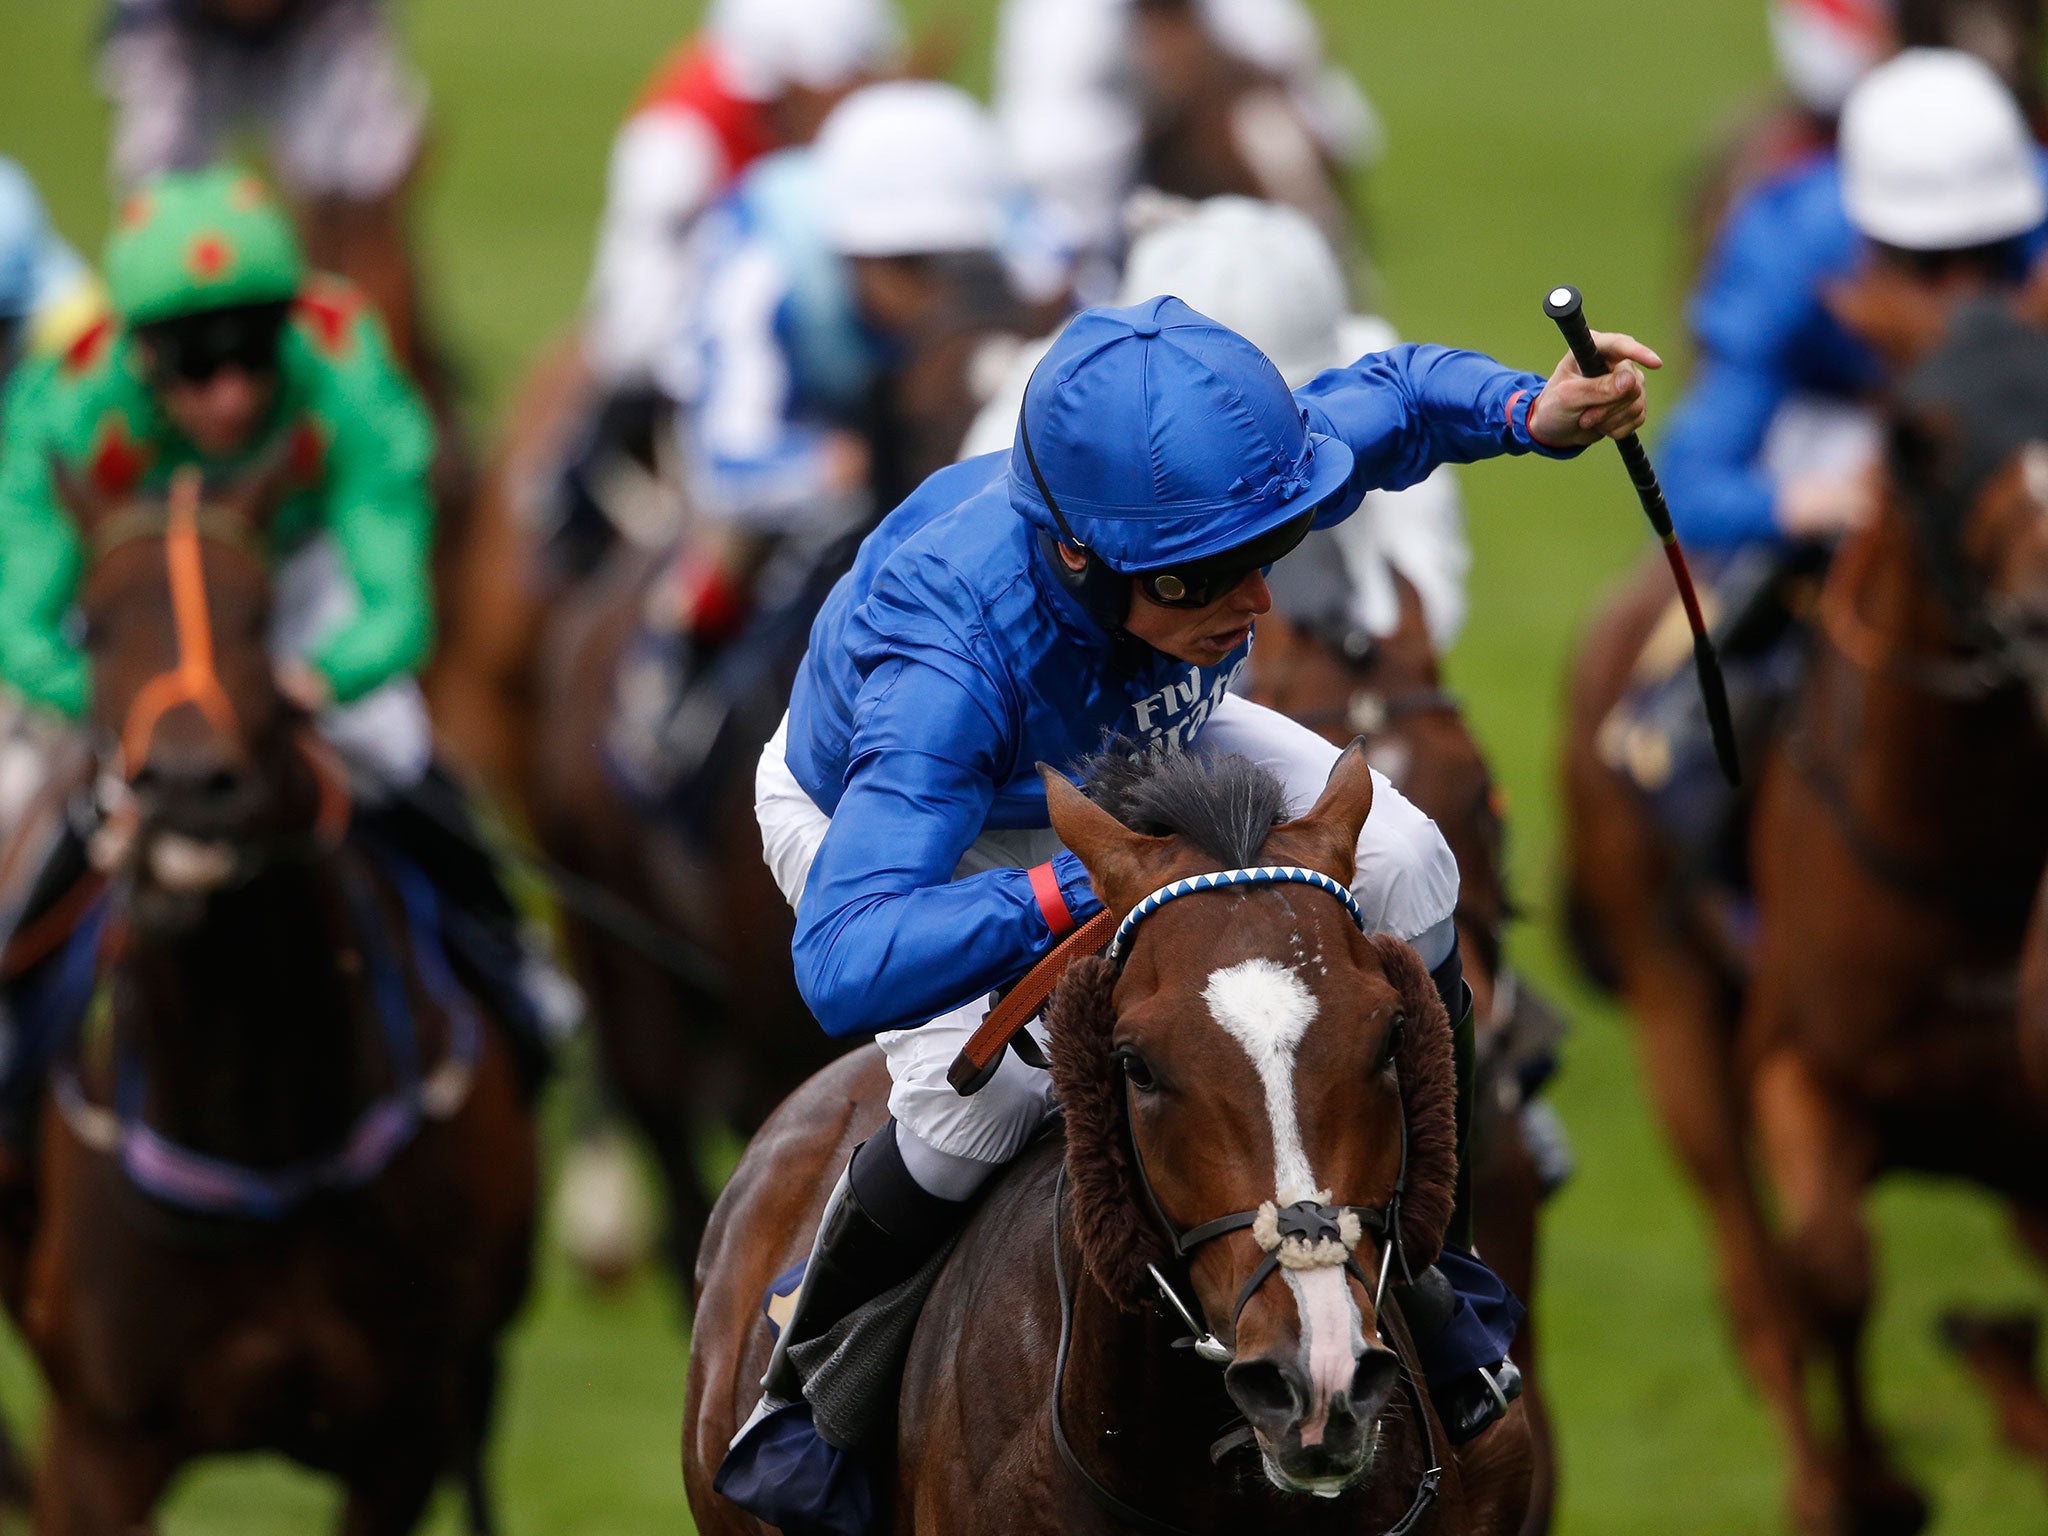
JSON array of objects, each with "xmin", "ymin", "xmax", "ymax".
[{"xmin": 1028, "ymin": 861, "xmax": 1076, "ymax": 939}]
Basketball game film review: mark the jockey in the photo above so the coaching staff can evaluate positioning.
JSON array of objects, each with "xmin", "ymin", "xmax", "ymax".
[
  {"xmin": 555, "ymin": 0, "xmax": 902, "ymax": 577},
  {"xmin": 583, "ymin": 0, "xmax": 901, "ymax": 406},
  {"xmin": 992, "ymin": 0, "xmax": 1381, "ymax": 293},
  {"xmin": 610, "ymin": 80, "xmax": 1056, "ymax": 805},
  {"xmin": 1663, "ymin": 48, "xmax": 2048, "ymax": 551},
  {"xmin": 0, "ymin": 159, "xmax": 99, "ymax": 388},
  {"xmin": 963, "ymin": 194, "xmax": 1470, "ymax": 650},
  {"xmin": 1623, "ymin": 48, "xmax": 2047, "ymax": 886},
  {"xmin": 728, "ymin": 293, "xmax": 1656, "ymax": 1511},
  {"xmin": 98, "ymin": 0, "xmax": 439, "ymax": 369},
  {"xmin": 0, "ymin": 168, "xmax": 566, "ymax": 1116}
]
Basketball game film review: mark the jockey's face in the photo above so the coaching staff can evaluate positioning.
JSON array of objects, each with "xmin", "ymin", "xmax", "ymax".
[
  {"xmin": 150, "ymin": 362, "xmax": 277, "ymax": 458},
  {"xmin": 1057, "ymin": 543, "xmax": 1272, "ymax": 665}
]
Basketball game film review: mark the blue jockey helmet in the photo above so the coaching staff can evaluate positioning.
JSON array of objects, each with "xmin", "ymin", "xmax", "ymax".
[{"xmin": 1008, "ymin": 296, "xmax": 1360, "ymax": 595}]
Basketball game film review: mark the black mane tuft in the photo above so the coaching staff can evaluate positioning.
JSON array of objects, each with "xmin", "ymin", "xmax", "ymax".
[{"xmin": 1077, "ymin": 743, "xmax": 1291, "ymax": 867}]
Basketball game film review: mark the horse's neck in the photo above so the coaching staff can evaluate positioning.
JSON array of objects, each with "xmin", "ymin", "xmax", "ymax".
[
  {"xmin": 121, "ymin": 853, "xmax": 381, "ymax": 1164},
  {"xmin": 1815, "ymin": 513, "xmax": 2048, "ymax": 874}
]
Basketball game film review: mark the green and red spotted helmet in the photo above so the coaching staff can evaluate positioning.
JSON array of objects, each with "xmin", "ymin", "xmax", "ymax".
[{"xmin": 103, "ymin": 167, "xmax": 305, "ymax": 329}]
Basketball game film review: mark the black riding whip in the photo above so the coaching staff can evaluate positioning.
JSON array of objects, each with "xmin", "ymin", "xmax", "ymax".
[{"xmin": 1544, "ymin": 284, "xmax": 1741, "ymax": 786}]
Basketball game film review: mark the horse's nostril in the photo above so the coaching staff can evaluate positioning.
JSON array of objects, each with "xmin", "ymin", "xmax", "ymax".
[
  {"xmin": 1348, "ymin": 1346, "xmax": 1401, "ymax": 1423},
  {"xmin": 1224, "ymin": 1358, "xmax": 1303, "ymax": 1433},
  {"xmin": 202, "ymin": 768, "xmax": 241, "ymax": 803}
]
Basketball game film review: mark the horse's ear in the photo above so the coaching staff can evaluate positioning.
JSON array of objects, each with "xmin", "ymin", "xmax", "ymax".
[
  {"xmin": 48, "ymin": 454, "xmax": 117, "ymax": 542},
  {"xmin": 1823, "ymin": 265, "xmax": 1952, "ymax": 371},
  {"xmin": 1041, "ymin": 765, "xmax": 1174, "ymax": 914},
  {"xmin": 1267, "ymin": 740, "xmax": 1374, "ymax": 884}
]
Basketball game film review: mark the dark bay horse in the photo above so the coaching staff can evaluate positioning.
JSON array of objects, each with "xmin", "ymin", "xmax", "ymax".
[
  {"xmin": 1247, "ymin": 570, "xmax": 1558, "ymax": 1532},
  {"xmin": 525, "ymin": 268, "xmax": 1049, "ymax": 1280},
  {"xmin": 1715, "ymin": 298, "xmax": 2048, "ymax": 1533},
  {"xmin": 685, "ymin": 745, "xmax": 1531, "ymax": 1534},
  {"xmin": 4, "ymin": 461, "xmax": 534, "ymax": 1533}
]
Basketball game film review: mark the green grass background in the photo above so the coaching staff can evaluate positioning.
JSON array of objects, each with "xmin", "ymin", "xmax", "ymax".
[{"xmin": 2, "ymin": 1, "xmax": 2044, "ymax": 1530}]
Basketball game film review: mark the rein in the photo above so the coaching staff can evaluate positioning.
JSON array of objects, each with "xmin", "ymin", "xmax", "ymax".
[{"xmin": 1048, "ymin": 862, "xmax": 1444, "ymax": 1534}]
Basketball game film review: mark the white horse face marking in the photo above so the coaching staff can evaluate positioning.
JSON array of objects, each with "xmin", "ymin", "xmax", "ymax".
[{"xmin": 1203, "ymin": 957, "xmax": 1366, "ymax": 1447}]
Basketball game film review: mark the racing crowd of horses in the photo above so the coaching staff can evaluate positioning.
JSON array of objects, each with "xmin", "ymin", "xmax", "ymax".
[{"xmin": 15, "ymin": 2, "xmax": 2048, "ymax": 1534}]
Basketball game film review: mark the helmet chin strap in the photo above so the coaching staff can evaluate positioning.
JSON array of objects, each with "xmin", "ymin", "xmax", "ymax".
[{"xmin": 1020, "ymin": 406, "xmax": 1150, "ymax": 662}]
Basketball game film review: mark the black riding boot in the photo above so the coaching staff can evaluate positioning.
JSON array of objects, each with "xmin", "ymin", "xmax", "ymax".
[
  {"xmin": 760, "ymin": 1120, "xmax": 971, "ymax": 1407},
  {"xmin": 357, "ymin": 765, "xmax": 571, "ymax": 1094}
]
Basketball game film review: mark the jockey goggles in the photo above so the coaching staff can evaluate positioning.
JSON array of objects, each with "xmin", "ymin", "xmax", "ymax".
[
  {"xmin": 138, "ymin": 299, "xmax": 291, "ymax": 385},
  {"xmin": 1132, "ymin": 504, "xmax": 1317, "ymax": 607},
  {"xmin": 1021, "ymin": 405, "xmax": 1321, "ymax": 611}
]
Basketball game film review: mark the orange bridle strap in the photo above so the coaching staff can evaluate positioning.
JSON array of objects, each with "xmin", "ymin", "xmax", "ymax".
[{"xmin": 117, "ymin": 467, "xmax": 244, "ymax": 779}]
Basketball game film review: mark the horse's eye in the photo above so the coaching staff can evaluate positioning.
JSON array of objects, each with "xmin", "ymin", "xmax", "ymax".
[
  {"xmin": 1380, "ymin": 1011, "xmax": 1407, "ymax": 1070},
  {"xmin": 1113, "ymin": 1045, "xmax": 1157, "ymax": 1091}
]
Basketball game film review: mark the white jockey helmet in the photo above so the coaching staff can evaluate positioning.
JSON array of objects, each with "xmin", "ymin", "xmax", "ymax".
[
  {"xmin": 1768, "ymin": 0, "xmax": 1891, "ymax": 117},
  {"xmin": 706, "ymin": 0, "xmax": 902, "ymax": 102},
  {"xmin": 1119, "ymin": 196, "xmax": 1347, "ymax": 388},
  {"xmin": 816, "ymin": 81, "xmax": 1008, "ymax": 257},
  {"xmin": 1841, "ymin": 48, "xmax": 2046, "ymax": 249}
]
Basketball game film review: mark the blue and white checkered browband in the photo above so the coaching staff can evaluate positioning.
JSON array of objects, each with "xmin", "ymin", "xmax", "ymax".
[{"xmin": 1108, "ymin": 865, "xmax": 1367, "ymax": 963}]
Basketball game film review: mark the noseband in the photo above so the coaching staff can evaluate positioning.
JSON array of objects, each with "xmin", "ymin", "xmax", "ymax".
[{"xmin": 1051, "ymin": 863, "xmax": 1444, "ymax": 1535}]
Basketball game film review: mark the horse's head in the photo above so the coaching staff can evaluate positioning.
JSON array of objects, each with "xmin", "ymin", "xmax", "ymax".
[
  {"xmin": 1870, "ymin": 298, "xmax": 2048, "ymax": 714},
  {"xmin": 53, "ymin": 450, "xmax": 335, "ymax": 922},
  {"xmin": 1044, "ymin": 744, "xmax": 1458, "ymax": 1497}
]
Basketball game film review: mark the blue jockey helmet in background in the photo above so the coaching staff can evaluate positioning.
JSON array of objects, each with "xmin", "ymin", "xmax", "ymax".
[{"xmin": 1007, "ymin": 295, "xmax": 1362, "ymax": 587}]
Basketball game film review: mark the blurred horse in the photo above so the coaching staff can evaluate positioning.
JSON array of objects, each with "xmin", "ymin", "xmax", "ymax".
[
  {"xmin": 1248, "ymin": 567, "xmax": 1561, "ymax": 1535},
  {"xmin": 685, "ymin": 745, "xmax": 1532, "ymax": 1534},
  {"xmin": 1669, "ymin": 294, "xmax": 2048, "ymax": 1534},
  {"xmin": 525, "ymin": 261, "xmax": 1045, "ymax": 1279},
  {"xmin": 0, "ymin": 459, "xmax": 535, "ymax": 1534}
]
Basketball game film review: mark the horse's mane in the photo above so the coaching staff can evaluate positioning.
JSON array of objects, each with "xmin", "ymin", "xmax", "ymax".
[
  {"xmin": 1080, "ymin": 744, "xmax": 1291, "ymax": 868},
  {"xmin": 1050, "ymin": 748, "xmax": 1460, "ymax": 1312}
]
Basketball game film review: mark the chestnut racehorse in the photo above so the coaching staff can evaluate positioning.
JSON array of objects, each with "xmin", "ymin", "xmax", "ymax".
[
  {"xmin": 1248, "ymin": 569, "xmax": 1558, "ymax": 1533},
  {"xmin": 526, "ymin": 267, "xmax": 1049, "ymax": 1278},
  {"xmin": 0, "ymin": 460, "xmax": 535, "ymax": 1534},
  {"xmin": 1715, "ymin": 298, "xmax": 2048, "ymax": 1532},
  {"xmin": 686, "ymin": 744, "xmax": 1531, "ymax": 1534}
]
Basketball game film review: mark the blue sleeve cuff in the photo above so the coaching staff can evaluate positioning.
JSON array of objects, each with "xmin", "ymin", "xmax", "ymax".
[{"xmin": 1052, "ymin": 849, "xmax": 1104, "ymax": 924}]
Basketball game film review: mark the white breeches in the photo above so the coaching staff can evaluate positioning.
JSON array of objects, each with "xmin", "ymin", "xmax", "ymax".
[{"xmin": 270, "ymin": 537, "xmax": 432, "ymax": 799}]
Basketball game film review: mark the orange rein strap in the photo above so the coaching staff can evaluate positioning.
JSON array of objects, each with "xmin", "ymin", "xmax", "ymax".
[{"xmin": 117, "ymin": 467, "xmax": 245, "ymax": 779}]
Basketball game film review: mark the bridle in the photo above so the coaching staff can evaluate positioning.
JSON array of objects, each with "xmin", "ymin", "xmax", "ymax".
[
  {"xmin": 1051, "ymin": 864, "xmax": 1445, "ymax": 1536},
  {"xmin": 88, "ymin": 464, "xmax": 349, "ymax": 851}
]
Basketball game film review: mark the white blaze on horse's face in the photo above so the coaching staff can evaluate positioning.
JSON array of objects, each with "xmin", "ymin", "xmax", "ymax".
[{"xmin": 1203, "ymin": 957, "xmax": 1367, "ymax": 1454}]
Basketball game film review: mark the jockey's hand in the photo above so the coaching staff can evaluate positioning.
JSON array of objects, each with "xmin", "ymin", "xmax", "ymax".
[
  {"xmin": 276, "ymin": 660, "xmax": 333, "ymax": 715},
  {"xmin": 1530, "ymin": 333, "xmax": 1662, "ymax": 448},
  {"xmin": 1777, "ymin": 470, "xmax": 1877, "ymax": 539}
]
